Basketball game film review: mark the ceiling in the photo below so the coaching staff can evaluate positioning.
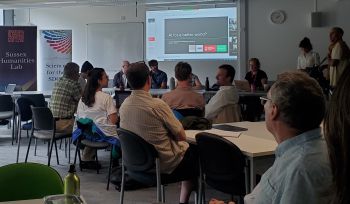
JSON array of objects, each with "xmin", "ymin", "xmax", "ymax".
[{"xmin": 0, "ymin": 0, "xmax": 234, "ymax": 8}]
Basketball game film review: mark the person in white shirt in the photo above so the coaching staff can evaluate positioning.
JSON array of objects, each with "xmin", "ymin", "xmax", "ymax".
[
  {"xmin": 297, "ymin": 37, "xmax": 320, "ymax": 70},
  {"xmin": 77, "ymin": 68, "xmax": 118, "ymax": 164},
  {"xmin": 205, "ymin": 64, "xmax": 239, "ymax": 121}
]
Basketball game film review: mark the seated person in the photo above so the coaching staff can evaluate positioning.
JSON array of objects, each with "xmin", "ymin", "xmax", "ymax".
[
  {"xmin": 78, "ymin": 61, "xmax": 94, "ymax": 91},
  {"xmin": 148, "ymin": 59, "xmax": 167, "ymax": 89},
  {"xmin": 162, "ymin": 62, "xmax": 205, "ymax": 115},
  {"xmin": 76, "ymin": 68, "xmax": 118, "ymax": 166},
  {"xmin": 245, "ymin": 58, "xmax": 268, "ymax": 90},
  {"xmin": 113, "ymin": 60, "xmax": 130, "ymax": 89},
  {"xmin": 245, "ymin": 71, "xmax": 332, "ymax": 204},
  {"xmin": 297, "ymin": 37, "xmax": 320, "ymax": 70},
  {"xmin": 119, "ymin": 62, "xmax": 198, "ymax": 204},
  {"xmin": 205, "ymin": 64, "xmax": 240, "ymax": 123}
]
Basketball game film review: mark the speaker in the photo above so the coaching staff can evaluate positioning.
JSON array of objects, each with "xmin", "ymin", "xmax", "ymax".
[{"xmin": 311, "ymin": 12, "xmax": 323, "ymax": 27}]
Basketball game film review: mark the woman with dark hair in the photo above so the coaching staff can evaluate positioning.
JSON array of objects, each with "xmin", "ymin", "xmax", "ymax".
[
  {"xmin": 297, "ymin": 37, "xmax": 320, "ymax": 69},
  {"xmin": 324, "ymin": 66, "xmax": 350, "ymax": 204},
  {"xmin": 77, "ymin": 68, "xmax": 118, "ymax": 164},
  {"xmin": 245, "ymin": 58, "xmax": 268, "ymax": 90}
]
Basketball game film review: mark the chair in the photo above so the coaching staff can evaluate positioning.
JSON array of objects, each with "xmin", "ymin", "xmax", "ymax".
[
  {"xmin": 0, "ymin": 162, "xmax": 63, "ymax": 202},
  {"xmin": 25, "ymin": 106, "xmax": 71, "ymax": 166},
  {"xmin": 73, "ymin": 119, "xmax": 112, "ymax": 188},
  {"xmin": 195, "ymin": 132, "xmax": 248, "ymax": 204},
  {"xmin": 0, "ymin": 94, "xmax": 15, "ymax": 145},
  {"xmin": 212, "ymin": 104, "xmax": 241, "ymax": 124},
  {"xmin": 21, "ymin": 94, "xmax": 47, "ymax": 107},
  {"xmin": 15, "ymin": 97, "xmax": 35, "ymax": 163},
  {"xmin": 118, "ymin": 128, "xmax": 197, "ymax": 204}
]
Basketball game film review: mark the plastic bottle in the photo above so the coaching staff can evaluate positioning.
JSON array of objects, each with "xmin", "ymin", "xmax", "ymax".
[
  {"xmin": 205, "ymin": 77, "xmax": 210, "ymax": 91},
  {"xmin": 64, "ymin": 164, "xmax": 80, "ymax": 196},
  {"xmin": 169, "ymin": 77, "xmax": 175, "ymax": 90}
]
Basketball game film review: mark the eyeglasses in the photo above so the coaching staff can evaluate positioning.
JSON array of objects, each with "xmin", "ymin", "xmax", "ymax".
[{"xmin": 260, "ymin": 96, "xmax": 272, "ymax": 105}]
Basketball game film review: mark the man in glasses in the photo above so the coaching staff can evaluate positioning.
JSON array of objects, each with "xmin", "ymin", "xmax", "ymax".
[{"xmin": 245, "ymin": 71, "xmax": 332, "ymax": 204}]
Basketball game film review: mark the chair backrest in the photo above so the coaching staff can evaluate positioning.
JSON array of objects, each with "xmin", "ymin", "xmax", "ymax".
[
  {"xmin": 195, "ymin": 132, "xmax": 245, "ymax": 194},
  {"xmin": 117, "ymin": 128, "xmax": 158, "ymax": 172},
  {"xmin": 173, "ymin": 108, "xmax": 204, "ymax": 117},
  {"xmin": 16, "ymin": 97, "xmax": 35, "ymax": 122},
  {"xmin": 0, "ymin": 95, "xmax": 13, "ymax": 112},
  {"xmin": 0, "ymin": 162, "xmax": 63, "ymax": 202},
  {"xmin": 31, "ymin": 106, "xmax": 54, "ymax": 130},
  {"xmin": 21, "ymin": 94, "xmax": 47, "ymax": 107},
  {"xmin": 114, "ymin": 90, "xmax": 131, "ymax": 108},
  {"xmin": 213, "ymin": 104, "xmax": 241, "ymax": 124}
]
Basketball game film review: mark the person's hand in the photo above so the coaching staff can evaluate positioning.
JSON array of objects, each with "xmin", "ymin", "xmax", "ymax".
[{"xmin": 209, "ymin": 199, "xmax": 236, "ymax": 204}]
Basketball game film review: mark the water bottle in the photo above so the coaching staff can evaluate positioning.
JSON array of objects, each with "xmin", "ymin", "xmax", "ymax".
[
  {"xmin": 64, "ymin": 164, "xmax": 80, "ymax": 196},
  {"xmin": 169, "ymin": 77, "xmax": 175, "ymax": 90},
  {"xmin": 205, "ymin": 77, "xmax": 210, "ymax": 91}
]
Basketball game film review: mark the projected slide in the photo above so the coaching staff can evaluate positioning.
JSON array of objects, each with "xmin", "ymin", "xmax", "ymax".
[{"xmin": 146, "ymin": 7, "xmax": 237, "ymax": 61}]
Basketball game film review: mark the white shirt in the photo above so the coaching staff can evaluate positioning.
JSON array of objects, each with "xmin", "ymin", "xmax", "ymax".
[
  {"xmin": 205, "ymin": 86, "xmax": 239, "ymax": 120},
  {"xmin": 122, "ymin": 73, "xmax": 128, "ymax": 87},
  {"xmin": 297, "ymin": 51, "xmax": 320, "ymax": 69},
  {"xmin": 77, "ymin": 91, "xmax": 118, "ymax": 137}
]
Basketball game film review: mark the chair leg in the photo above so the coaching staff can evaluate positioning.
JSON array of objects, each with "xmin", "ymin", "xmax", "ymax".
[
  {"xmin": 16, "ymin": 121, "xmax": 22, "ymax": 163},
  {"xmin": 78, "ymin": 149, "xmax": 82, "ymax": 171},
  {"xmin": 68, "ymin": 138, "xmax": 71, "ymax": 164},
  {"xmin": 161, "ymin": 185, "xmax": 165, "ymax": 203},
  {"xmin": 59, "ymin": 139, "xmax": 63, "ymax": 149},
  {"xmin": 119, "ymin": 161, "xmax": 125, "ymax": 204},
  {"xmin": 95, "ymin": 149, "xmax": 99, "ymax": 174},
  {"xmin": 107, "ymin": 145, "xmax": 113, "ymax": 190},
  {"xmin": 25, "ymin": 135, "xmax": 33, "ymax": 163},
  {"xmin": 155, "ymin": 158, "xmax": 161, "ymax": 202},
  {"xmin": 48, "ymin": 138, "xmax": 55, "ymax": 166},
  {"xmin": 34, "ymin": 138, "xmax": 38, "ymax": 156},
  {"xmin": 54, "ymin": 140, "xmax": 59, "ymax": 165}
]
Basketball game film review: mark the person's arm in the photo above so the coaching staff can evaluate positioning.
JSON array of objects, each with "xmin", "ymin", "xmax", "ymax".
[
  {"xmin": 160, "ymin": 72, "xmax": 168, "ymax": 89},
  {"xmin": 194, "ymin": 75, "xmax": 203, "ymax": 89},
  {"xmin": 330, "ymin": 43, "xmax": 341, "ymax": 67},
  {"xmin": 205, "ymin": 91, "xmax": 225, "ymax": 120},
  {"xmin": 105, "ymin": 94, "xmax": 118, "ymax": 125},
  {"xmin": 108, "ymin": 112, "xmax": 118, "ymax": 125},
  {"xmin": 260, "ymin": 71, "xmax": 268, "ymax": 85}
]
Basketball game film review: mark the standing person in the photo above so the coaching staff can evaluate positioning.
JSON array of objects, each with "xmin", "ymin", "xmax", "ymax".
[
  {"xmin": 328, "ymin": 27, "xmax": 350, "ymax": 88},
  {"xmin": 148, "ymin": 59, "xmax": 167, "ymax": 89},
  {"xmin": 245, "ymin": 58, "xmax": 268, "ymax": 90},
  {"xmin": 77, "ymin": 68, "xmax": 118, "ymax": 167},
  {"xmin": 78, "ymin": 61, "xmax": 94, "ymax": 91},
  {"xmin": 119, "ymin": 62, "xmax": 198, "ymax": 204},
  {"xmin": 50, "ymin": 62, "xmax": 82, "ymax": 134},
  {"xmin": 324, "ymin": 66, "xmax": 350, "ymax": 204},
  {"xmin": 205, "ymin": 64, "xmax": 240, "ymax": 123},
  {"xmin": 297, "ymin": 37, "xmax": 320, "ymax": 69},
  {"xmin": 113, "ymin": 60, "xmax": 130, "ymax": 89},
  {"xmin": 245, "ymin": 71, "xmax": 332, "ymax": 204}
]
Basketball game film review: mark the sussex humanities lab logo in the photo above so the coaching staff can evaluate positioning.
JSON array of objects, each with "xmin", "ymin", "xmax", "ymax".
[{"xmin": 42, "ymin": 30, "xmax": 72, "ymax": 54}]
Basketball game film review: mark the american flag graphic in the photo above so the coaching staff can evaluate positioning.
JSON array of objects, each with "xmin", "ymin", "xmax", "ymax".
[{"xmin": 42, "ymin": 30, "xmax": 72, "ymax": 54}]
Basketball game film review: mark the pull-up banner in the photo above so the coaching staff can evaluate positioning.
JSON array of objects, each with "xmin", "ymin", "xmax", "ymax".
[
  {"xmin": 0, "ymin": 26, "xmax": 37, "ymax": 91},
  {"xmin": 39, "ymin": 30, "xmax": 72, "ymax": 91}
]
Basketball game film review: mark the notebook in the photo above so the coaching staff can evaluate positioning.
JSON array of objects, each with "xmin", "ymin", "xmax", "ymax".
[
  {"xmin": 234, "ymin": 80, "xmax": 250, "ymax": 91},
  {"xmin": 5, "ymin": 84, "xmax": 16, "ymax": 94}
]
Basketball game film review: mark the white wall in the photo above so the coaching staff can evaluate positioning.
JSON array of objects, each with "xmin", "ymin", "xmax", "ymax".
[{"xmin": 13, "ymin": 0, "xmax": 350, "ymax": 84}]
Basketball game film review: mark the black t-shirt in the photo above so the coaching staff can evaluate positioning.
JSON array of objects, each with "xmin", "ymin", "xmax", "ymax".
[{"xmin": 245, "ymin": 69, "xmax": 268, "ymax": 89}]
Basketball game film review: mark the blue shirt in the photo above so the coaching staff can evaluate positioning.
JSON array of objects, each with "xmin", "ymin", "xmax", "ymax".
[
  {"xmin": 151, "ymin": 70, "xmax": 167, "ymax": 88},
  {"xmin": 244, "ymin": 128, "xmax": 333, "ymax": 204}
]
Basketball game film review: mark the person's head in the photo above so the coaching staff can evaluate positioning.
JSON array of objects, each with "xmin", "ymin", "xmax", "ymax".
[
  {"xmin": 264, "ymin": 71, "xmax": 325, "ymax": 141},
  {"xmin": 248, "ymin": 58, "xmax": 260, "ymax": 73},
  {"xmin": 175, "ymin": 61, "xmax": 192, "ymax": 82},
  {"xmin": 63, "ymin": 62, "xmax": 80, "ymax": 80},
  {"xmin": 330, "ymin": 27, "xmax": 344, "ymax": 43},
  {"xmin": 121, "ymin": 60, "xmax": 130, "ymax": 74},
  {"xmin": 216, "ymin": 64, "xmax": 235, "ymax": 86},
  {"xmin": 299, "ymin": 37, "xmax": 313, "ymax": 53},
  {"xmin": 148, "ymin": 59, "xmax": 158, "ymax": 72},
  {"xmin": 81, "ymin": 61, "xmax": 94, "ymax": 74},
  {"xmin": 82, "ymin": 68, "xmax": 108, "ymax": 107},
  {"xmin": 324, "ymin": 66, "xmax": 350, "ymax": 204},
  {"xmin": 126, "ymin": 62, "xmax": 151, "ymax": 90}
]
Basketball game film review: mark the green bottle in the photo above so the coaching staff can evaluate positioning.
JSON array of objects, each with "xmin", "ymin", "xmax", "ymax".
[{"xmin": 64, "ymin": 164, "xmax": 80, "ymax": 196}]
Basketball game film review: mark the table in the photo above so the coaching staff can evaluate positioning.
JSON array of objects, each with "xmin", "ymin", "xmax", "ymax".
[
  {"xmin": 0, "ymin": 91, "xmax": 52, "ymax": 99},
  {"xmin": 0, "ymin": 199, "xmax": 42, "ymax": 204},
  {"xmin": 185, "ymin": 121, "xmax": 277, "ymax": 192}
]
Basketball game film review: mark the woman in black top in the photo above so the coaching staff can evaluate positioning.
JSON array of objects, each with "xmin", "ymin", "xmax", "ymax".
[{"xmin": 245, "ymin": 58, "xmax": 268, "ymax": 90}]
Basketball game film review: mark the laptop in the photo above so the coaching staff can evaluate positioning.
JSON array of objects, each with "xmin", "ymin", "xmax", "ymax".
[
  {"xmin": 5, "ymin": 84, "xmax": 16, "ymax": 94},
  {"xmin": 234, "ymin": 80, "xmax": 250, "ymax": 92}
]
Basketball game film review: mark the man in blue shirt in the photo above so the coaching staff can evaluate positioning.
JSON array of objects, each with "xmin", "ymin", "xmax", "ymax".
[
  {"xmin": 244, "ymin": 71, "xmax": 333, "ymax": 204},
  {"xmin": 148, "ymin": 59, "xmax": 167, "ymax": 89}
]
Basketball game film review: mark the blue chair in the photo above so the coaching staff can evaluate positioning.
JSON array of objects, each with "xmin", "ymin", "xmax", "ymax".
[{"xmin": 0, "ymin": 162, "xmax": 63, "ymax": 202}]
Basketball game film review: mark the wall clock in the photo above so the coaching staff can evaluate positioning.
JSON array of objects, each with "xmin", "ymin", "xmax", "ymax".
[{"xmin": 270, "ymin": 10, "xmax": 286, "ymax": 24}]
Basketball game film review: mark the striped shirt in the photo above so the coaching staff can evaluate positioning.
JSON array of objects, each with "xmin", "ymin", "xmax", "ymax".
[
  {"xmin": 50, "ymin": 77, "xmax": 81, "ymax": 118},
  {"xmin": 119, "ymin": 90, "xmax": 189, "ymax": 174}
]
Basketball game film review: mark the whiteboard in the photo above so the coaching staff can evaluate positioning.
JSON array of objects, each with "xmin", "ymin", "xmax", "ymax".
[{"xmin": 87, "ymin": 23, "xmax": 144, "ymax": 77}]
